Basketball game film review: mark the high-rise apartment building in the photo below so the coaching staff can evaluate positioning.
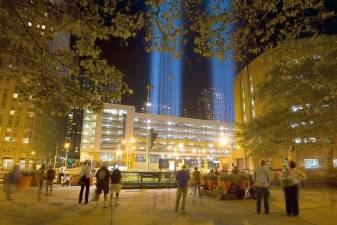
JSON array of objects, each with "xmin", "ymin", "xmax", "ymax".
[
  {"xmin": 0, "ymin": 78, "xmax": 64, "ymax": 169},
  {"xmin": 197, "ymin": 88, "xmax": 225, "ymax": 121}
]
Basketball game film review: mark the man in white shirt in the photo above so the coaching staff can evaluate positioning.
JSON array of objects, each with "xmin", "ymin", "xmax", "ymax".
[
  {"xmin": 253, "ymin": 160, "xmax": 271, "ymax": 214},
  {"xmin": 78, "ymin": 161, "xmax": 91, "ymax": 204},
  {"xmin": 58, "ymin": 166, "xmax": 65, "ymax": 184}
]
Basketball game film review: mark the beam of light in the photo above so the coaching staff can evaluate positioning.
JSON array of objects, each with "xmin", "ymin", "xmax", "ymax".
[
  {"xmin": 209, "ymin": 0, "xmax": 235, "ymax": 122},
  {"xmin": 150, "ymin": 1, "xmax": 182, "ymax": 117}
]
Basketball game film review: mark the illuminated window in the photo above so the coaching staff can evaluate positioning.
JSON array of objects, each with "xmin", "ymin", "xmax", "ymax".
[
  {"xmin": 9, "ymin": 110, "xmax": 15, "ymax": 115},
  {"xmin": 13, "ymin": 93, "xmax": 18, "ymax": 99},
  {"xmin": 4, "ymin": 136, "xmax": 10, "ymax": 142},
  {"xmin": 23, "ymin": 138, "xmax": 29, "ymax": 144},
  {"xmin": 304, "ymin": 159, "xmax": 320, "ymax": 169},
  {"xmin": 334, "ymin": 159, "xmax": 337, "ymax": 168}
]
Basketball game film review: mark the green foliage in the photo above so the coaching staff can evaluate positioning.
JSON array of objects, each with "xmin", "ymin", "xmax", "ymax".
[
  {"xmin": 206, "ymin": 173, "xmax": 218, "ymax": 180},
  {"xmin": 219, "ymin": 173, "xmax": 234, "ymax": 181},
  {"xmin": 0, "ymin": 0, "xmax": 144, "ymax": 114},
  {"xmin": 1, "ymin": 0, "xmax": 334, "ymax": 114}
]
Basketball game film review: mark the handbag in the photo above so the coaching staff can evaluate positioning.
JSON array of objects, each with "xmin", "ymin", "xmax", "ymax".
[{"xmin": 281, "ymin": 168, "xmax": 294, "ymax": 188}]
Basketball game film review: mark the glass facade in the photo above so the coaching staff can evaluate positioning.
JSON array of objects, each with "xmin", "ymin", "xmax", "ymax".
[
  {"xmin": 80, "ymin": 104, "xmax": 235, "ymax": 170},
  {"xmin": 80, "ymin": 110, "xmax": 97, "ymax": 161}
]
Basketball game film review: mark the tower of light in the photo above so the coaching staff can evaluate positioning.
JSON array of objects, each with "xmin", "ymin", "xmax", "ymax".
[
  {"xmin": 209, "ymin": 0, "xmax": 235, "ymax": 122},
  {"xmin": 149, "ymin": 1, "xmax": 182, "ymax": 117}
]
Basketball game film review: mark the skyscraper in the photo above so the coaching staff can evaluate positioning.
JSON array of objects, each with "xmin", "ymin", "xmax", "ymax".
[
  {"xmin": 0, "ymin": 78, "xmax": 64, "ymax": 169},
  {"xmin": 197, "ymin": 88, "xmax": 225, "ymax": 121}
]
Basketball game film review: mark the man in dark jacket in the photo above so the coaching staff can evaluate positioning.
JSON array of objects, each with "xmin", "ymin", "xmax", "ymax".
[
  {"xmin": 45, "ymin": 166, "xmax": 56, "ymax": 195},
  {"xmin": 175, "ymin": 165, "xmax": 190, "ymax": 212},
  {"xmin": 95, "ymin": 163, "xmax": 110, "ymax": 208},
  {"xmin": 110, "ymin": 168, "xmax": 122, "ymax": 206}
]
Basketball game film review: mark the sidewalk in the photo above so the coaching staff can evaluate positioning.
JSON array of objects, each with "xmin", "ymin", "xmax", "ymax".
[{"xmin": 0, "ymin": 186, "xmax": 335, "ymax": 225}]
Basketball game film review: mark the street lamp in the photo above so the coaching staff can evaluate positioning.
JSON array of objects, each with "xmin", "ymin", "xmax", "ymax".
[
  {"xmin": 122, "ymin": 138, "xmax": 136, "ymax": 170},
  {"xmin": 218, "ymin": 137, "xmax": 228, "ymax": 146},
  {"xmin": 64, "ymin": 142, "xmax": 70, "ymax": 169}
]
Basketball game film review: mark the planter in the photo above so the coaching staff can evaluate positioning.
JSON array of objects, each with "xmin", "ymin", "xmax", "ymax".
[
  {"xmin": 17, "ymin": 176, "xmax": 32, "ymax": 191},
  {"xmin": 201, "ymin": 176, "xmax": 207, "ymax": 187},
  {"xmin": 30, "ymin": 175, "xmax": 41, "ymax": 187},
  {"xmin": 220, "ymin": 180, "xmax": 233, "ymax": 193},
  {"xmin": 240, "ymin": 180, "xmax": 250, "ymax": 189},
  {"xmin": 71, "ymin": 176, "xmax": 80, "ymax": 186},
  {"xmin": 207, "ymin": 179, "xmax": 218, "ymax": 191}
]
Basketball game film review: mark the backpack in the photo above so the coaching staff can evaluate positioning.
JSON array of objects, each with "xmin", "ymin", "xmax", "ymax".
[{"xmin": 97, "ymin": 169, "xmax": 107, "ymax": 181}]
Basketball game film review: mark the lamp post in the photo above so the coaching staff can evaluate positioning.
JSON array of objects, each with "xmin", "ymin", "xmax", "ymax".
[
  {"xmin": 53, "ymin": 145, "xmax": 58, "ymax": 169},
  {"xmin": 146, "ymin": 84, "xmax": 153, "ymax": 171},
  {"xmin": 64, "ymin": 142, "xmax": 70, "ymax": 169},
  {"xmin": 122, "ymin": 138, "xmax": 136, "ymax": 170}
]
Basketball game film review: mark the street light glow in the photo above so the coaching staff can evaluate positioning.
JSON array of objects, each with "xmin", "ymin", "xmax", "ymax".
[
  {"xmin": 218, "ymin": 137, "xmax": 228, "ymax": 146},
  {"xmin": 64, "ymin": 142, "xmax": 70, "ymax": 149}
]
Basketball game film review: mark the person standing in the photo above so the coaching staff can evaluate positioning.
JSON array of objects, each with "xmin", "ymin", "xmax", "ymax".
[
  {"xmin": 58, "ymin": 166, "xmax": 65, "ymax": 184},
  {"xmin": 4, "ymin": 165, "xmax": 20, "ymax": 201},
  {"xmin": 280, "ymin": 161, "xmax": 306, "ymax": 216},
  {"xmin": 45, "ymin": 166, "xmax": 56, "ymax": 195},
  {"xmin": 94, "ymin": 163, "xmax": 110, "ymax": 208},
  {"xmin": 175, "ymin": 165, "xmax": 190, "ymax": 212},
  {"xmin": 192, "ymin": 167, "xmax": 201, "ymax": 196},
  {"xmin": 78, "ymin": 161, "xmax": 91, "ymax": 204},
  {"xmin": 37, "ymin": 164, "xmax": 46, "ymax": 202},
  {"xmin": 253, "ymin": 160, "xmax": 271, "ymax": 214},
  {"xmin": 110, "ymin": 167, "xmax": 122, "ymax": 206}
]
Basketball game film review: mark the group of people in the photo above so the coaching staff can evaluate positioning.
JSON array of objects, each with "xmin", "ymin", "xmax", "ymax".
[
  {"xmin": 253, "ymin": 160, "xmax": 306, "ymax": 216},
  {"xmin": 78, "ymin": 161, "xmax": 122, "ymax": 208},
  {"xmin": 175, "ymin": 160, "xmax": 306, "ymax": 216},
  {"xmin": 3, "ymin": 159, "xmax": 306, "ymax": 217},
  {"xmin": 4, "ymin": 164, "xmax": 56, "ymax": 201}
]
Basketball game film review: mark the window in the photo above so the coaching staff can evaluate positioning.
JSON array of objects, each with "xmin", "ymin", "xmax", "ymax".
[
  {"xmin": 3, "ymin": 159, "xmax": 14, "ymax": 169},
  {"xmin": 4, "ymin": 136, "xmax": 10, "ymax": 142},
  {"xmin": 13, "ymin": 93, "xmax": 18, "ymax": 99},
  {"xmin": 23, "ymin": 138, "xmax": 29, "ymax": 144},
  {"xmin": 304, "ymin": 159, "xmax": 320, "ymax": 169},
  {"xmin": 9, "ymin": 110, "xmax": 15, "ymax": 115},
  {"xmin": 135, "ymin": 155, "xmax": 146, "ymax": 162},
  {"xmin": 333, "ymin": 159, "xmax": 337, "ymax": 168}
]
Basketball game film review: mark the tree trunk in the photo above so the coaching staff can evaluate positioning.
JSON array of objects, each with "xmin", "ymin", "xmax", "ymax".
[{"xmin": 326, "ymin": 144, "xmax": 334, "ymax": 176}]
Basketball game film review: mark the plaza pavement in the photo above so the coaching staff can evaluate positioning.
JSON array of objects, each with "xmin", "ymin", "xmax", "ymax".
[{"xmin": 0, "ymin": 186, "xmax": 335, "ymax": 225}]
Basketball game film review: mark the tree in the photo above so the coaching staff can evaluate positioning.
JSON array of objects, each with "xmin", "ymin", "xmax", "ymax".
[
  {"xmin": 1, "ymin": 0, "xmax": 144, "ymax": 114},
  {"xmin": 238, "ymin": 42, "xmax": 337, "ymax": 174},
  {"xmin": 1, "ymin": 0, "xmax": 335, "ymax": 114}
]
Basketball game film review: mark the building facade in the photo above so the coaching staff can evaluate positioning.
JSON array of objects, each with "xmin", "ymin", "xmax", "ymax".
[
  {"xmin": 234, "ymin": 36, "xmax": 337, "ymax": 171},
  {"xmin": 63, "ymin": 108, "xmax": 84, "ymax": 159},
  {"xmin": 0, "ymin": 78, "xmax": 64, "ymax": 169},
  {"xmin": 197, "ymin": 88, "xmax": 226, "ymax": 122},
  {"xmin": 80, "ymin": 103, "xmax": 236, "ymax": 171}
]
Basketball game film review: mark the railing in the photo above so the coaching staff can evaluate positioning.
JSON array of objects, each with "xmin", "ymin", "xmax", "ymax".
[{"xmin": 121, "ymin": 171, "xmax": 177, "ymax": 188}]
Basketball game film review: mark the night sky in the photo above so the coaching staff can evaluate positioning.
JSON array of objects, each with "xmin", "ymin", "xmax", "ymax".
[{"xmin": 100, "ymin": 34, "xmax": 212, "ymax": 119}]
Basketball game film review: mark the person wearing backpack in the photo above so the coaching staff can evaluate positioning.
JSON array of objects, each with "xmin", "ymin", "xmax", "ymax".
[
  {"xmin": 110, "ymin": 167, "xmax": 122, "ymax": 206},
  {"xmin": 45, "ymin": 166, "xmax": 56, "ymax": 195},
  {"xmin": 94, "ymin": 163, "xmax": 110, "ymax": 208}
]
